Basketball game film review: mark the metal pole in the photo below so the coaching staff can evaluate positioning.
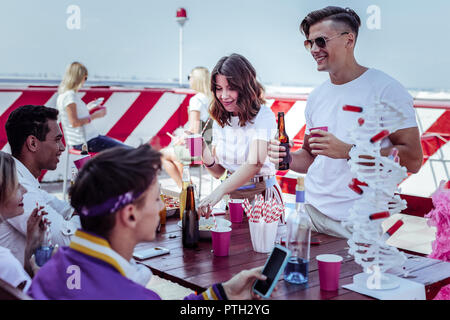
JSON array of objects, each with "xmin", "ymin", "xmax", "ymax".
[{"xmin": 179, "ymin": 26, "xmax": 183, "ymax": 87}]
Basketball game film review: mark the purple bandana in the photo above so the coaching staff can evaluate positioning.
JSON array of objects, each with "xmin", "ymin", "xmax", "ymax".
[{"xmin": 80, "ymin": 190, "xmax": 145, "ymax": 217}]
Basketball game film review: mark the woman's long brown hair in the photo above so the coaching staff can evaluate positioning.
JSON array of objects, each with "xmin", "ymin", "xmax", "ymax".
[{"xmin": 210, "ymin": 54, "xmax": 265, "ymax": 128}]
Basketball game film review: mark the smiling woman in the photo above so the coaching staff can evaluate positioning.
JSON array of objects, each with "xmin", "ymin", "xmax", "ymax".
[
  {"xmin": 197, "ymin": 53, "xmax": 284, "ymax": 219},
  {"xmin": 0, "ymin": 151, "xmax": 48, "ymax": 292}
]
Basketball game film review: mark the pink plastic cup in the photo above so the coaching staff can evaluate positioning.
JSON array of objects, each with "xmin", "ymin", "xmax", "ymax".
[
  {"xmin": 185, "ymin": 134, "xmax": 203, "ymax": 165},
  {"xmin": 211, "ymin": 226, "xmax": 232, "ymax": 256},
  {"xmin": 316, "ymin": 254, "xmax": 343, "ymax": 291},
  {"xmin": 310, "ymin": 126, "xmax": 328, "ymax": 137},
  {"xmin": 73, "ymin": 155, "xmax": 91, "ymax": 170},
  {"xmin": 229, "ymin": 199, "xmax": 244, "ymax": 223}
]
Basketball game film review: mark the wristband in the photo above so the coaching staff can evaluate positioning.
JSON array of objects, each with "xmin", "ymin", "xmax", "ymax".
[
  {"xmin": 205, "ymin": 159, "xmax": 215, "ymax": 168},
  {"xmin": 215, "ymin": 283, "xmax": 228, "ymax": 300}
]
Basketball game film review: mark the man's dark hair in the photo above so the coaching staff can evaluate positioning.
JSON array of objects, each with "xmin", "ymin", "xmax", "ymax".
[
  {"xmin": 300, "ymin": 6, "xmax": 361, "ymax": 40},
  {"xmin": 5, "ymin": 105, "xmax": 59, "ymax": 158},
  {"xmin": 69, "ymin": 144, "xmax": 162, "ymax": 239}
]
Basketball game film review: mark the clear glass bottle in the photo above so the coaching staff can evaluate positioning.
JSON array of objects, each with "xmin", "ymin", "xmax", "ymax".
[
  {"xmin": 284, "ymin": 178, "xmax": 311, "ymax": 284},
  {"xmin": 34, "ymin": 225, "xmax": 54, "ymax": 267}
]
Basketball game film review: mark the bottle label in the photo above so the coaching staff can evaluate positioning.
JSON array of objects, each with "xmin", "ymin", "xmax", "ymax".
[
  {"xmin": 295, "ymin": 190, "xmax": 305, "ymax": 203},
  {"xmin": 278, "ymin": 142, "xmax": 290, "ymax": 170}
]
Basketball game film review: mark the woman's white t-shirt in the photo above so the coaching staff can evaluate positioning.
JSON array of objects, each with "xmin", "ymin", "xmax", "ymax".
[
  {"xmin": 188, "ymin": 92, "xmax": 210, "ymax": 122},
  {"xmin": 56, "ymin": 90, "xmax": 99, "ymax": 146},
  {"xmin": 0, "ymin": 246, "xmax": 31, "ymax": 291},
  {"xmin": 212, "ymin": 105, "xmax": 276, "ymax": 176}
]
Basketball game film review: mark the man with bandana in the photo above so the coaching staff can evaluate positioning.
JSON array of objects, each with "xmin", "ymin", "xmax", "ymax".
[{"xmin": 28, "ymin": 145, "xmax": 269, "ymax": 300}]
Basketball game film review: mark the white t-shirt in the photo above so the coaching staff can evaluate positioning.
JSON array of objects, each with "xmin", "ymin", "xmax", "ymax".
[
  {"xmin": 0, "ymin": 246, "xmax": 31, "ymax": 292},
  {"xmin": 188, "ymin": 92, "xmax": 210, "ymax": 122},
  {"xmin": 212, "ymin": 105, "xmax": 277, "ymax": 176},
  {"xmin": 56, "ymin": 90, "xmax": 99, "ymax": 146},
  {"xmin": 304, "ymin": 68, "xmax": 418, "ymax": 221}
]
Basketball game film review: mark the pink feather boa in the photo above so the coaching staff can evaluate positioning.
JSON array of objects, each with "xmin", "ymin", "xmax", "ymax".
[{"xmin": 425, "ymin": 181, "xmax": 450, "ymax": 300}]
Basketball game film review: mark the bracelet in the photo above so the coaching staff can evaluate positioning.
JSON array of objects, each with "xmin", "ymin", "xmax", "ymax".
[{"xmin": 205, "ymin": 159, "xmax": 215, "ymax": 168}]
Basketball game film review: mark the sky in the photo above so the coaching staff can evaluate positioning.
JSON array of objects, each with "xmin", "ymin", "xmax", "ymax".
[{"xmin": 0, "ymin": 0, "xmax": 449, "ymax": 91}]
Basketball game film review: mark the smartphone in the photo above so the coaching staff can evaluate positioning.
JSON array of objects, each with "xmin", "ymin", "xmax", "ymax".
[
  {"xmin": 93, "ymin": 97, "xmax": 104, "ymax": 107},
  {"xmin": 252, "ymin": 244, "xmax": 291, "ymax": 299},
  {"xmin": 133, "ymin": 247, "xmax": 170, "ymax": 260}
]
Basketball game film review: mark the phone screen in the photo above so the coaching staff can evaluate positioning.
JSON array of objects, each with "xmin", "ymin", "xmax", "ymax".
[{"xmin": 253, "ymin": 247, "xmax": 288, "ymax": 295}]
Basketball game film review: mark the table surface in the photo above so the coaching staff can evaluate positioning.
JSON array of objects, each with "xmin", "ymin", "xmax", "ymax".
[{"xmin": 136, "ymin": 211, "xmax": 450, "ymax": 300}]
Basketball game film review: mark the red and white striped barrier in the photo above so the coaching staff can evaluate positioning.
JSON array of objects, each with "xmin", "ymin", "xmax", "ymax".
[{"xmin": 0, "ymin": 86, "xmax": 448, "ymax": 197}]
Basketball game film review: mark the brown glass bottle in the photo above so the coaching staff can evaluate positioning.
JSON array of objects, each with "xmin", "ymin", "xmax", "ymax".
[
  {"xmin": 277, "ymin": 112, "xmax": 290, "ymax": 170},
  {"xmin": 182, "ymin": 185, "xmax": 199, "ymax": 248}
]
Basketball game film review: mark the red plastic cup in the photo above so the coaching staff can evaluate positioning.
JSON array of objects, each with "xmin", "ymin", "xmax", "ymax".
[
  {"xmin": 229, "ymin": 199, "xmax": 244, "ymax": 223},
  {"xmin": 211, "ymin": 226, "xmax": 232, "ymax": 256},
  {"xmin": 73, "ymin": 155, "xmax": 91, "ymax": 170},
  {"xmin": 310, "ymin": 126, "xmax": 328, "ymax": 137},
  {"xmin": 316, "ymin": 254, "xmax": 343, "ymax": 291},
  {"xmin": 185, "ymin": 134, "xmax": 202, "ymax": 165}
]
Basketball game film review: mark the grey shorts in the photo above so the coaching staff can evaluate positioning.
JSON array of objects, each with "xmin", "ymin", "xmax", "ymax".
[{"xmin": 305, "ymin": 204, "xmax": 352, "ymax": 239}]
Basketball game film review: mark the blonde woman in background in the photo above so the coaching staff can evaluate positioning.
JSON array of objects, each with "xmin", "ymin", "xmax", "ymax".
[
  {"xmin": 57, "ymin": 62, "xmax": 130, "ymax": 152},
  {"xmin": 161, "ymin": 67, "xmax": 212, "ymax": 189},
  {"xmin": 0, "ymin": 152, "xmax": 49, "ymax": 291}
]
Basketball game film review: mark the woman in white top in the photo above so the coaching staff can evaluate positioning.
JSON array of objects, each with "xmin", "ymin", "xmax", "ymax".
[
  {"xmin": 57, "ymin": 62, "xmax": 130, "ymax": 153},
  {"xmin": 0, "ymin": 152, "xmax": 48, "ymax": 291},
  {"xmin": 198, "ymin": 54, "xmax": 282, "ymax": 217},
  {"xmin": 161, "ymin": 67, "xmax": 212, "ymax": 188}
]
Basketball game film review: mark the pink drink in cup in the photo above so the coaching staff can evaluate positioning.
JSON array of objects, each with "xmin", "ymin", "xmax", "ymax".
[
  {"xmin": 185, "ymin": 134, "xmax": 203, "ymax": 165},
  {"xmin": 310, "ymin": 126, "xmax": 328, "ymax": 137},
  {"xmin": 211, "ymin": 226, "xmax": 232, "ymax": 256},
  {"xmin": 229, "ymin": 199, "xmax": 244, "ymax": 223},
  {"xmin": 316, "ymin": 254, "xmax": 343, "ymax": 291}
]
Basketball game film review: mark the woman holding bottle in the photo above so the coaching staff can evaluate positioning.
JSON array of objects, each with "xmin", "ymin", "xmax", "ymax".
[{"xmin": 198, "ymin": 54, "xmax": 283, "ymax": 217}]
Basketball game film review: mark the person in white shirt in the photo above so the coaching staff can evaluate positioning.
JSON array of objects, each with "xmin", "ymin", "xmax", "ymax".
[
  {"xmin": 1, "ymin": 105, "xmax": 81, "ymax": 265},
  {"xmin": 0, "ymin": 151, "xmax": 49, "ymax": 291},
  {"xmin": 198, "ymin": 54, "xmax": 282, "ymax": 217},
  {"xmin": 268, "ymin": 6, "xmax": 423, "ymax": 238},
  {"xmin": 57, "ymin": 61, "xmax": 130, "ymax": 153},
  {"xmin": 160, "ymin": 66, "xmax": 212, "ymax": 188}
]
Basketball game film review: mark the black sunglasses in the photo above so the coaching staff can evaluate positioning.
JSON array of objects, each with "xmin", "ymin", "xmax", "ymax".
[
  {"xmin": 304, "ymin": 32, "xmax": 349, "ymax": 51},
  {"xmin": 187, "ymin": 75, "xmax": 191, "ymax": 81}
]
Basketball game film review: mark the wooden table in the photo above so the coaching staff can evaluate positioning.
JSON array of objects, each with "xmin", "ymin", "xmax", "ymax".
[{"xmin": 136, "ymin": 212, "xmax": 450, "ymax": 300}]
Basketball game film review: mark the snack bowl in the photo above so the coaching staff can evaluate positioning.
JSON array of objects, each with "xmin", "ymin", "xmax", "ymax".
[{"xmin": 177, "ymin": 217, "xmax": 231, "ymax": 240}]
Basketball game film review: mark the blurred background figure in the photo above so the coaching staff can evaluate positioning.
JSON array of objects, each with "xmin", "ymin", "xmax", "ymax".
[
  {"xmin": 161, "ymin": 66, "xmax": 212, "ymax": 189},
  {"xmin": 57, "ymin": 61, "xmax": 130, "ymax": 152}
]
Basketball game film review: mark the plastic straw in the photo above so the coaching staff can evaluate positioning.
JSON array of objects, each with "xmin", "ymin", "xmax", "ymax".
[{"xmin": 201, "ymin": 118, "xmax": 211, "ymax": 136}]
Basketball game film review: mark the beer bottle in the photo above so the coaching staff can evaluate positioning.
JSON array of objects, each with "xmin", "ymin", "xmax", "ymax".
[
  {"xmin": 182, "ymin": 185, "xmax": 199, "ymax": 248},
  {"xmin": 179, "ymin": 165, "xmax": 191, "ymax": 220},
  {"xmin": 277, "ymin": 112, "xmax": 290, "ymax": 170}
]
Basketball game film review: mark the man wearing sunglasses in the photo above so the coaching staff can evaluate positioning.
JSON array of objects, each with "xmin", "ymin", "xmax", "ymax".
[{"xmin": 268, "ymin": 6, "xmax": 422, "ymax": 239}]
